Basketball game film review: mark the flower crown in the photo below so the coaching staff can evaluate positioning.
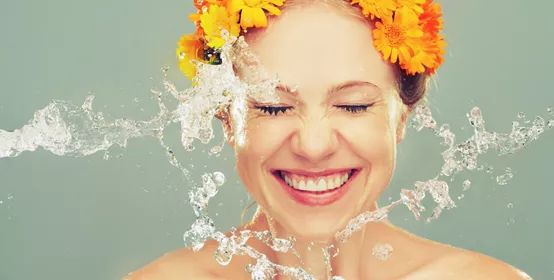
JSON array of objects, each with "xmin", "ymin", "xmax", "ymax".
[{"xmin": 177, "ymin": 0, "xmax": 446, "ymax": 81}]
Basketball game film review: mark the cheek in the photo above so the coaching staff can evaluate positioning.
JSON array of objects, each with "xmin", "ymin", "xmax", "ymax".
[
  {"xmin": 239, "ymin": 117, "xmax": 292, "ymax": 157},
  {"xmin": 234, "ymin": 118, "xmax": 291, "ymax": 191},
  {"xmin": 339, "ymin": 115, "xmax": 397, "ymax": 162}
]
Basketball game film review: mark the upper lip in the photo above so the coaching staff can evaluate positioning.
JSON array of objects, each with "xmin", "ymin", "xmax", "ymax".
[{"xmin": 273, "ymin": 168, "xmax": 357, "ymax": 177}]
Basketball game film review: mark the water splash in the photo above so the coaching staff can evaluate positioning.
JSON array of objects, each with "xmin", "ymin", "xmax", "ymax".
[
  {"xmin": 335, "ymin": 105, "xmax": 553, "ymax": 244},
  {"xmin": 372, "ymin": 243, "xmax": 393, "ymax": 261},
  {"xmin": 1, "ymin": 37, "xmax": 552, "ymax": 279}
]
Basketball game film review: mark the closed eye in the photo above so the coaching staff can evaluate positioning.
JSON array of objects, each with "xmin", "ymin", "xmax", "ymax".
[
  {"xmin": 335, "ymin": 104, "xmax": 373, "ymax": 114},
  {"xmin": 255, "ymin": 104, "xmax": 373, "ymax": 116},
  {"xmin": 255, "ymin": 106, "xmax": 292, "ymax": 116}
]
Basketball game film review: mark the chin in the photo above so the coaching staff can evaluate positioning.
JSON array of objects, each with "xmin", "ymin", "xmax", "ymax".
[{"xmin": 258, "ymin": 167, "xmax": 372, "ymax": 241}]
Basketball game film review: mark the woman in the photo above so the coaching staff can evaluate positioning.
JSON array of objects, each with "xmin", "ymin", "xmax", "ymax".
[{"xmin": 127, "ymin": 0, "xmax": 530, "ymax": 279}]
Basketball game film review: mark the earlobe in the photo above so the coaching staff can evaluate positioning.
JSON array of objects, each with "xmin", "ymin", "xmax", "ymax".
[
  {"xmin": 216, "ymin": 106, "xmax": 235, "ymax": 148},
  {"xmin": 396, "ymin": 106, "xmax": 411, "ymax": 143},
  {"xmin": 222, "ymin": 117, "xmax": 236, "ymax": 148}
]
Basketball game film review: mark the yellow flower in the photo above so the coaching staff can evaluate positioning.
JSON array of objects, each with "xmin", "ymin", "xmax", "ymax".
[
  {"xmin": 176, "ymin": 34, "xmax": 205, "ymax": 79},
  {"xmin": 402, "ymin": 34, "xmax": 446, "ymax": 74},
  {"xmin": 373, "ymin": 7, "xmax": 423, "ymax": 65},
  {"xmin": 230, "ymin": 0, "xmax": 285, "ymax": 29},
  {"xmin": 392, "ymin": 0, "xmax": 425, "ymax": 15},
  {"xmin": 200, "ymin": 5, "xmax": 240, "ymax": 48},
  {"xmin": 351, "ymin": 0, "xmax": 396, "ymax": 20},
  {"xmin": 190, "ymin": 0, "xmax": 228, "ymax": 25},
  {"xmin": 194, "ymin": 0, "xmax": 228, "ymax": 10},
  {"xmin": 426, "ymin": 36, "xmax": 446, "ymax": 74},
  {"xmin": 399, "ymin": 0, "xmax": 446, "ymax": 74}
]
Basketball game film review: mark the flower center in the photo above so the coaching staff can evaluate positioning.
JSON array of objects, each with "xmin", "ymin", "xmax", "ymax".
[{"xmin": 384, "ymin": 24, "xmax": 406, "ymax": 47}]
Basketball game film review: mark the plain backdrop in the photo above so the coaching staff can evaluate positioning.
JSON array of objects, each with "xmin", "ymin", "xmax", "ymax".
[{"xmin": 0, "ymin": 0, "xmax": 553, "ymax": 279}]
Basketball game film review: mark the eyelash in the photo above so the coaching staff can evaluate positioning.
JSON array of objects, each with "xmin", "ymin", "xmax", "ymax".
[{"xmin": 255, "ymin": 104, "xmax": 373, "ymax": 116}]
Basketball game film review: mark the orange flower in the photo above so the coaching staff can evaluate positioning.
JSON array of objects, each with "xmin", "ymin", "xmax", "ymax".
[
  {"xmin": 392, "ymin": 0, "xmax": 425, "ymax": 15},
  {"xmin": 426, "ymin": 36, "xmax": 446, "ymax": 74},
  {"xmin": 200, "ymin": 4, "xmax": 240, "ymax": 48},
  {"xmin": 402, "ymin": 34, "xmax": 446, "ymax": 74},
  {"xmin": 351, "ymin": 0, "xmax": 396, "ymax": 20},
  {"xmin": 176, "ymin": 34, "xmax": 205, "ymax": 79},
  {"xmin": 419, "ymin": 0, "xmax": 443, "ymax": 36},
  {"xmin": 373, "ymin": 7, "xmax": 423, "ymax": 65},
  {"xmin": 190, "ymin": 0, "xmax": 229, "ymax": 29},
  {"xmin": 230, "ymin": 0, "xmax": 285, "ymax": 29}
]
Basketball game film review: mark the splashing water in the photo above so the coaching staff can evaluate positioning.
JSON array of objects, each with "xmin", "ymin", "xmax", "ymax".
[
  {"xmin": 1, "ymin": 36, "xmax": 553, "ymax": 279},
  {"xmin": 372, "ymin": 243, "xmax": 394, "ymax": 261}
]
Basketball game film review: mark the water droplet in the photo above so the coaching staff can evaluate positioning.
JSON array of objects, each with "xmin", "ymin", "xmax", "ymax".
[
  {"xmin": 547, "ymin": 120, "xmax": 554, "ymax": 129},
  {"xmin": 372, "ymin": 243, "xmax": 393, "ymax": 261},
  {"xmin": 462, "ymin": 180, "xmax": 471, "ymax": 191},
  {"xmin": 327, "ymin": 245, "xmax": 339, "ymax": 258},
  {"xmin": 212, "ymin": 172, "xmax": 225, "ymax": 187},
  {"xmin": 496, "ymin": 172, "xmax": 513, "ymax": 185}
]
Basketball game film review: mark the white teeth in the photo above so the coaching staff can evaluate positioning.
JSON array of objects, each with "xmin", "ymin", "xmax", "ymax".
[
  {"xmin": 316, "ymin": 179, "xmax": 327, "ymax": 191},
  {"xmin": 333, "ymin": 177, "xmax": 341, "ymax": 189},
  {"xmin": 306, "ymin": 180, "xmax": 317, "ymax": 191},
  {"xmin": 298, "ymin": 180, "xmax": 306, "ymax": 191},
  {"xmin": 281, "ymin": 170, "xmax": 353, "ymax": 192}
]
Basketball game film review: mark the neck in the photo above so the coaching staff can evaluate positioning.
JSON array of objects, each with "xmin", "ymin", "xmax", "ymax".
[{"xmin": 249, "ymin": 205, "xmax": 378, "ymax": 280}]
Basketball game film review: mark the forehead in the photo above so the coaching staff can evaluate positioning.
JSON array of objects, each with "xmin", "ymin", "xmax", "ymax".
[{"xmin": 238, "ymin": 4, "xmax": 395, "ymax": 92}]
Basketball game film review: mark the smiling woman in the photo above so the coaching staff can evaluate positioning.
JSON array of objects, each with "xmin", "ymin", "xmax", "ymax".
[{"xmin": 126, "ymin": 0, "xmax": 530, "ymax": 279}]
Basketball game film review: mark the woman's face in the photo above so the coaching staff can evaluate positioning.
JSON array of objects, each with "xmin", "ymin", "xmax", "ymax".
[{"xmin": 231, "ymin": 4, "xmax": 408, "ymax": 241}]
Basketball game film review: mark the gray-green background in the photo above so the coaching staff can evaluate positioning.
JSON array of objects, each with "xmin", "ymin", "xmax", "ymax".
[{"xmin": 0, "ymin": 0, "xmax": 552, "ymax": 279}]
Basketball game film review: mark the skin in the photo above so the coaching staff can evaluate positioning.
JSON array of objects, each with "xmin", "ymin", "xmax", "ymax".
[{"xmin": 126, "ymin": 3, "xmax": 531, "ymax": 280}]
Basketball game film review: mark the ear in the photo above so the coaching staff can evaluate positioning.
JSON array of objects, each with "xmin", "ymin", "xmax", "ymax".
[
  {"xmin": 216, "ymin": 106, "xmax": 235, "ymax": 148},
  {"xmin": 396, "ymin": 105, "xmax": 411, "ymax": 143}
]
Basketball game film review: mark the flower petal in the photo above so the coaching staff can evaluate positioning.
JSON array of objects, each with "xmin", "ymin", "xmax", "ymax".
[
  {"xmin": 252, "ymin": 7, "xmax": 268, "ymax": 27},
  {"xmin": 240, "ymin": 6, "xmax": 255, "ymax": 29},
  {"xmin": 229, "ymin": 0, "xmax": 244, "ymax": 13},
  {"xmin": 263, "ymin": 4, "xmax": 281, "ymax": 16}
]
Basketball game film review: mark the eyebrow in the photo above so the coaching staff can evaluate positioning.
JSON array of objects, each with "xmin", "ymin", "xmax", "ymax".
[{"xmin": 275, "ymin": 80, "xmax": 380, "ymax": 96}]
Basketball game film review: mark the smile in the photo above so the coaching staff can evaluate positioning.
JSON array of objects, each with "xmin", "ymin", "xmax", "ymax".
[{"xmin": 272, "ymin": 169, "xmax": 360, "ymax": 206}]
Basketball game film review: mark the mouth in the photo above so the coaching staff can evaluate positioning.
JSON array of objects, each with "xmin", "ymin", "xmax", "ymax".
[{"xmin": 271, "ymin": 168, "xmax": 360, "ymax": 206}]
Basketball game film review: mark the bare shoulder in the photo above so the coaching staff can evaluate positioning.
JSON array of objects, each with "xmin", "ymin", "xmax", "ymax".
[
  {"xmin": 123, "ymin": 240, "xmax": 224, "ymax": 280},
  {"xmin": 448, "ymin": 250, "xmax": 531, "ymax": 279},
  {"xmin": 380, "ymin": 223, "xmax": 531, "ymax": 279},
  {"xmin": 418, "ymin": 249, "xmax": 532, "ymax": 280}
]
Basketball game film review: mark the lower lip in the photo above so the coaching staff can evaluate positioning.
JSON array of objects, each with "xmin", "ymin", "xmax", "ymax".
[{"xmin": 273, "ymin": 170, "xmax": 358, "ymax": 207}]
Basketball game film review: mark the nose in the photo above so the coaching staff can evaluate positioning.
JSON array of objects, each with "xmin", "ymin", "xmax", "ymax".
[{"xmin": 290, "ymin": 117, "xmax": 339, "ymax": 163}]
